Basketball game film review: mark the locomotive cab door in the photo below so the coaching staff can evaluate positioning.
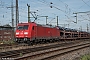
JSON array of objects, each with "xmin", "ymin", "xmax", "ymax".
[{"xmin": 32, "ymin": 26, "xmax": 37, "ymax": 40}]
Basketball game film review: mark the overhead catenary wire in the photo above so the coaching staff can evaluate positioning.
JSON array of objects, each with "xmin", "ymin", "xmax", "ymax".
[
  {"xmin": 58, "ymin": 0, "xmax": 74, "ymax": 14},
  {"xmin": 76, "ymin": 0, "xmax": 90, "ymax": 11},
  {"xmin": 19, "ymin": 0, "xmax": 74, "ymax": 24},
  {"xmin": 0, "ymin": 0, "xmax": 90, "ymax": 31},
  {"xmin": 37, "ymin": 0, "xmax": 75, "ymax": 23},
  {"xmin": 82, "ymin": 0, "xmax": 90, "ymax": 8},
  {"xmin": 80, "ymin": 15, "xmax": 90, "ymax": 21}
]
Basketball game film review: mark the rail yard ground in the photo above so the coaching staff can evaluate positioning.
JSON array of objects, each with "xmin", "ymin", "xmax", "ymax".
[
  {"xmin": 0, "ymin": 0, "xmax": 90, "ymax": 60},
  {"xmin": 0, "ymin": 39, "xmax": 90, "ymax": 60}
]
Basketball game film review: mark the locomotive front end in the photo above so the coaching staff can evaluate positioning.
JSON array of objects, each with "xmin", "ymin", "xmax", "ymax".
[{"xmin": 15, "ymin": 23, "xmax": 30, "ymax": 43}]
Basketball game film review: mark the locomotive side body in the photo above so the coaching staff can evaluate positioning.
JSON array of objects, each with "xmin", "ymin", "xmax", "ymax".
[{"xmin": 31, "ymin": 26, "xmax": 60, "ymax": 40}]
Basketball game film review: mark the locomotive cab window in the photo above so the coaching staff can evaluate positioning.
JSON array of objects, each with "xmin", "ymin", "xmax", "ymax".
[
  {"xmin": 17, "ymin": 25, "xmax": 29, "ymax": 30},
  {"xmin": 23, "ymin": 25, "xmax": 29, "ymax": 30},
  {"xmin": 17, "ymin": 26, "xmax": 23, "ymax": 30}
]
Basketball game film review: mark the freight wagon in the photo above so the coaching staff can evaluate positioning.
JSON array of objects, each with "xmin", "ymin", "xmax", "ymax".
[{"xmin": 0, "ymin": 26, "xmax": 15, "ymax": 41}]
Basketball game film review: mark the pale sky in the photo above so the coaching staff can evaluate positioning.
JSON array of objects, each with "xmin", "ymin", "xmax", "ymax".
[{"xmin": 0, "ymin": 0, "xmax": 90, "ymax": 31}]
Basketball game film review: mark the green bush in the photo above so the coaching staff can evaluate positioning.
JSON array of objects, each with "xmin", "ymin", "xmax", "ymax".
[
  {"xmin": 0, "ymin": 40, "xmax": 15, "ymax": 44},
  {"xmin": 81, "ymin": 54, "xmax": 90, "ymax": 60}
]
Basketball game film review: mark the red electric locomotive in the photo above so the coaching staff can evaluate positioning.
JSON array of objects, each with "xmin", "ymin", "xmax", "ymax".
[{"xmin": 15, "ymin": 22, "xmax": 60, "ymax": 43}]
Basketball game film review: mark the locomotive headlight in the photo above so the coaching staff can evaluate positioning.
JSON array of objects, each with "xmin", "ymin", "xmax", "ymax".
[
  {"xmin": 24, "ymin": 32, "xmax": 28, "ymax": 34},
  {"xmin": 16, "ymin": 32, "xmax": 19, "ymax": 35}
]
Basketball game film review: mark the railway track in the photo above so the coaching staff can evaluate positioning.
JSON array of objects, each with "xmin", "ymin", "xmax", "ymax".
[
  {"xmin": 14, "ymin": 42, "xmax": 90, "ymax": 60},
  {"xmin": 0, "ymin": 39, "xmax": 80, "ymax": 52},
  {"xmin": 0, "ymin": 43, "xmax": 28, "ymax": 52},
  {"xmin": 0, "ymin": 39, "xmax": 89, "ymax": 52},
  {"xmin": 39, "ymin": 43, "xmax": 90, "ymax": 60},
  {"xmin": 0, "ymin": 41, "xmax": 77, "ymax": 57},
  {"xmin": 0, "ymin": 39, "xmax": 89, "ymax": 60}
]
